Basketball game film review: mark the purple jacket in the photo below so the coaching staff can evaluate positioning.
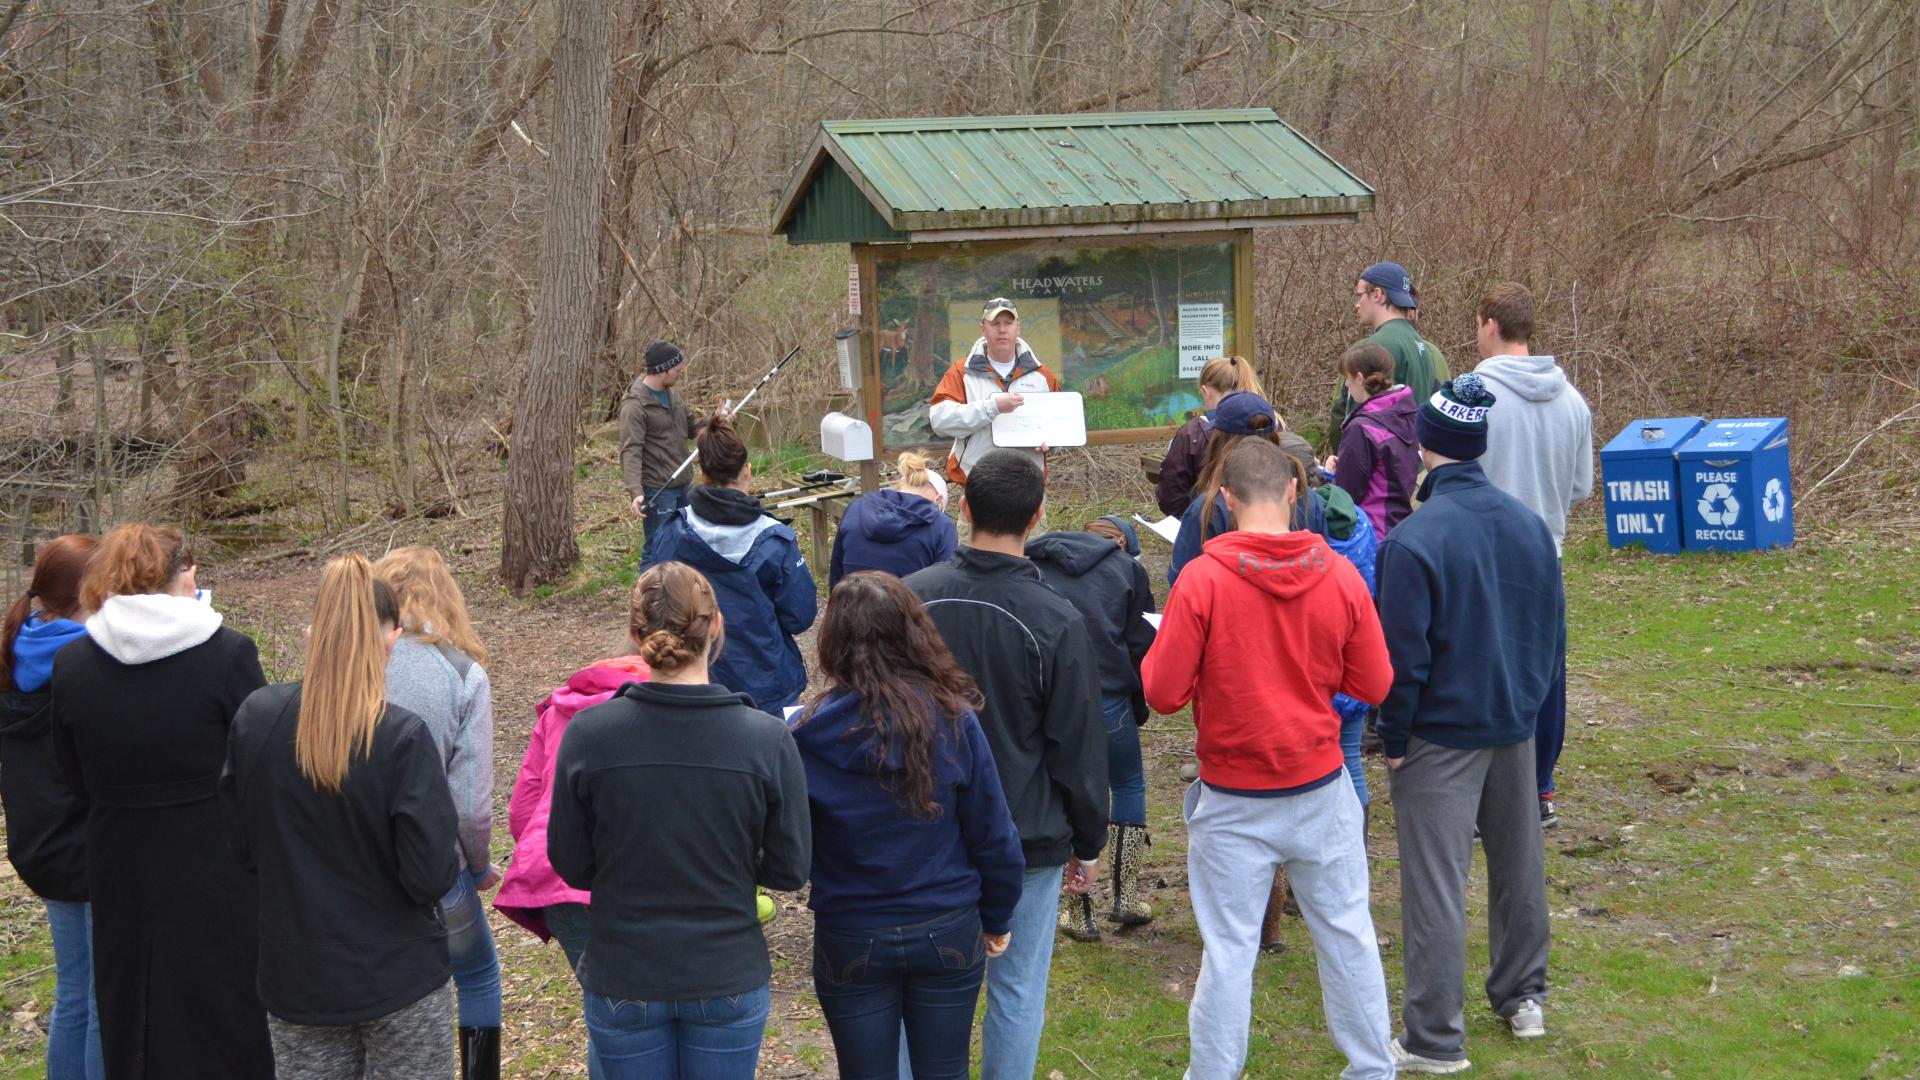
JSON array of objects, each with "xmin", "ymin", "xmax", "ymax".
[
  {"xmin": 494, "ymin": 656, "xmax": 651, "ymax": 939},
  {"xmin": 1334, "ymin": 385, "xmax": 1420, "ymax": 541}
]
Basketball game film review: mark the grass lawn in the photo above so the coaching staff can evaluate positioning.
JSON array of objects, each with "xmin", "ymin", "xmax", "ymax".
[
  {"xmin": 1, "ymin": 510, "xmax": 1913, "ymax": 1077},
  {"xmin": 1014, "ymin": 523, "xmax": 1919, "ymax": 1079}
]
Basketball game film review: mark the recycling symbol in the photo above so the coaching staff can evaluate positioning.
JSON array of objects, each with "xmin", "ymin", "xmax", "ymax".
[
  {"xmin": 1762, "ymin": 477, "xmax": 1786, "ymax": 522},
  {"xmin": 1698, "ymin": 483, "xmax": 1740, "ymax": 526}
]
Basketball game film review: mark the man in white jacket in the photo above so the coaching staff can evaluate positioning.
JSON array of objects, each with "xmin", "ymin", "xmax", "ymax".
[
  {"xmin": 928, "ymin": 298, "xmax": 1058, "ymax": 486},
  {"xmin": 1472, "ymin": 282, "xmax": 1592, "ymax": 829}
]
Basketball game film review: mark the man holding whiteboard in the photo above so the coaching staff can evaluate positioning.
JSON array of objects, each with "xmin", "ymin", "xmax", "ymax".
[{"xmin": 929, "ymin": 298, "xmax": 1059, "ymax": 485}]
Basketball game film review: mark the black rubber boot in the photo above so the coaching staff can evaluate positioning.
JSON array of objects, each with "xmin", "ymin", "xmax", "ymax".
[{"xmin": 459, "ymin": 1026, "xmax": 501, "ymax": 1080}]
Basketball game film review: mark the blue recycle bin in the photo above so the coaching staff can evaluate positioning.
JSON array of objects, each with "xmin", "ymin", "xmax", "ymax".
[
  {"xmin": 1600, "ymin": 417, "xmax": 1703, "ymax": 553},
  {"xmin": 1676, "ymin": 418, "xmax": 1794, "ymax": 552}
]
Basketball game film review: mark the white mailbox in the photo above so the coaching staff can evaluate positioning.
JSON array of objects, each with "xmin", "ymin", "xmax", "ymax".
[{"xmin": 820, "ymin": 411, "xmax": 874, "ymax": 462}]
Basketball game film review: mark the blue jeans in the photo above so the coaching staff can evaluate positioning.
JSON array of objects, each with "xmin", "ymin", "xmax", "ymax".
[
  {"xmin": 1103, "ymin": 695, "xmax": 1147, "ymax": 825},
  {"xmin": 439, "ymin": 869, "xmax": 502, "ymax": 1027},
  {"xmin": 583, "ymin": 984, "xmax": 770, "ymax": 1080},
  {"xmin": 813, "ymin": 907, "xmax": 984, "ymax": 1080},
  {"xmin": 981, "ymin": 864, "xmax": 1064, "ymax": 1079},
  {"xmin": 641, "ymin": 485, "xmax": 688, "ymax": 563},
  {"xmin": 1335, "ymin": 695, "xmax": 1370, "ymax": 805},
  {"xmin": 43, "ymin": 900, "xmax": 103, "ymax": 1080},
  {"xmin": 1535, "ymin": 639, "xmax": 1567, "ymax": 797},
  {"xmin": 546, "ymin": 904, "xmax": 605, "ymax": 1080}
]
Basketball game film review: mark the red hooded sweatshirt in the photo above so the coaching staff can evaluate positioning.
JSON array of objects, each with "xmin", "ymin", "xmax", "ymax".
[{"xmin": 1142, "ymin": 528, "xmax": 1393, "ymax": 791}]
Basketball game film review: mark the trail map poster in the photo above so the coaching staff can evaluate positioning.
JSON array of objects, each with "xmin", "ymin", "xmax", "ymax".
[{"xmin": 871, "ymin": 235, "xmax": 1238, "ymax": 446}]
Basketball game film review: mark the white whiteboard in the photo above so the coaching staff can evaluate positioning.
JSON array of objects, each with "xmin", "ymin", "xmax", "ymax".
[{"xmin": 990, "ymin": 391, "xmax": 1087, "ymax": 448}]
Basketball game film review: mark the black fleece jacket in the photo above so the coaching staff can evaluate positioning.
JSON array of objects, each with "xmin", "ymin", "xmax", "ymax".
[
  {"xmin": 905, "ymin": 548, "xmax": 1108, "ymax": 867},
  {"xmin": 221, "ymin": 683, "xmax": 461, "ymax": 1026},
  {"xmin": 549, "ymin": 680, "xmax": 810, "ymax": 1001},
  {"xmin": 0, "ymin": 688, "xmax": 88, "ymax": 900},
  {"xmin": 1026, "ymin": 530, "xmax": 1157, "ymax": 725}
]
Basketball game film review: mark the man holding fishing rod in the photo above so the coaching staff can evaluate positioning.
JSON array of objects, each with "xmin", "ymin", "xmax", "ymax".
[
  {"xmin": 621, "ymin": 341, "xmax": 701, "ymax": 561},
  {"xmin": 627, "ymin": 341, "xmax": 807, "ymax": 550}
]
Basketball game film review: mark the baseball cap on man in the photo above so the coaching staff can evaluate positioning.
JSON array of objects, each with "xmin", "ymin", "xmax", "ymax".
[
  {"xmin": 1213, "ymin": 391, "xmax": 1278, "ymax": 436},
  {"xmin": 1358, "ymin": 262, "xmax": 1418, "ymax": 309},
  {"xmin": 982, "ymin": 298, "xmax": 1019, "ymax": 321},
  {"xmin": 1416, "ymin": 374, "xmax": 1497, "ymax": 460}
]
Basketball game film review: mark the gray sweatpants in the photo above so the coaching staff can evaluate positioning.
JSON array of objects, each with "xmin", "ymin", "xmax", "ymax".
[
  {"xmin": 1182, "ymin": 777, "xmax": 1393, "ymax": 1080},
  {"xmin": 266, "ymin": 981, "xmax": 454, "ymax": 1079},
  {"xmin": 1390, "ymin": 737, "xmax": 1550, "ymax": 1061}
]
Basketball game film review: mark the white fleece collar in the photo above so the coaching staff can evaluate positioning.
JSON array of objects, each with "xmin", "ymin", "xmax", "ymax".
[{"xmin": 85, "ymin": 593, "xmax": 224, "ymax": 665}]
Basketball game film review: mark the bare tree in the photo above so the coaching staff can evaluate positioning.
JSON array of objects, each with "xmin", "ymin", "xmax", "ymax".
[{"xmin": 500, "ymin": 0, "xmax": 613, "ymax": 590}]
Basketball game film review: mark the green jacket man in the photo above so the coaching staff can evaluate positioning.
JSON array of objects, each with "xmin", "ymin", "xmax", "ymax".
[{"xmin": 1331, "ymin": 262, "xmax": 1450, "ymax": 435}]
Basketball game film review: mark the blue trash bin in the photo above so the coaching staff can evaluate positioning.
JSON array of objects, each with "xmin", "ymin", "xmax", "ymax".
[
  {"xmin": 1676, "ymin": 418, "xmax": 1794, "ymax": 552},
  {"xmin": 1600, "ymin": 417, "xmax": 1703, "ymax": 554}
]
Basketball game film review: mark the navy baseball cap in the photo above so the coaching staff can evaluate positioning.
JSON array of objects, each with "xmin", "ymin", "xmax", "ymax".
[
  {"xmin": 1213, "ymin": 391, "xmax": 1278, "ymax": 436},
  {"xmin": 1358, "ymin": 262, "xmax": 1418, "ymax": 309}
]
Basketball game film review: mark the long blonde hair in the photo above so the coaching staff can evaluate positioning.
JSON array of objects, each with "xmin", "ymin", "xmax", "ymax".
[
  {"xmin": 372, "ymin": 546, "xmax": 486, "ymax": 664},
  {"xmin": 1199, "ymin": 355, "xmax": 1263, "ymax": 399},
  {"xmin": 297, "ymin": 555, "xmax": 397, "ymax": 792}
]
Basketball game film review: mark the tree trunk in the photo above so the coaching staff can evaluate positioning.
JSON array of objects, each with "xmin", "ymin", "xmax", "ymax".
[
  {"xmin": 1157, "ymin": 0, "xmax": 1195, "ymax": 110},
  {"xmin": 170, "ymin": 320, "xmax": 252, "ymax": 514},
  {"xmin": 500, "ymin": 0, "xmax": 612, "ymax": 591},
  {"xmin": 55, "ymin": 336, "xmax": 76, "ymax": 415},
  {"xmin": 1029, "ymin": 0, "xmax": 1068, "ymax": 111},
  {"xmin": 89, "ymin": 331, "xmax": 113, "ymax": 524}
]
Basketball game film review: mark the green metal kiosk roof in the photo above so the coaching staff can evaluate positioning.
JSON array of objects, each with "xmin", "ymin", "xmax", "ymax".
[{"xmin": 771, "ymin": 109, "xmax": 1373, "ymax": 244}]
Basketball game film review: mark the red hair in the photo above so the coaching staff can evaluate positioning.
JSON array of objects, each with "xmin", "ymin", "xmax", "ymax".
[{"xmin": 1, "ymin": 535, "xmax": 101, "ymax": 692}]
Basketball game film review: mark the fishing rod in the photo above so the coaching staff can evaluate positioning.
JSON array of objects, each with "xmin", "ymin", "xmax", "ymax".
[{"xmin": 644, "ymin": 343, "xmax": 804, "ymax": 514}]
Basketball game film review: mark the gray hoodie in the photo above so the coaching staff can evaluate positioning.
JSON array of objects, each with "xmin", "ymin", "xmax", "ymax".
[
  {"xmin": 1472, "ymin": 355, "xmax": 1594, "ymax": 554},
  {"xmin": 383, "ymin": 636, "xmax": 494, "ymax": 871}
]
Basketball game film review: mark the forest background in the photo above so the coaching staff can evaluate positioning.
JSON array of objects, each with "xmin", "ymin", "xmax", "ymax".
[
  {"xmin": 4, "ymin": 2, "xmax": 1920, "ymax": 1077},
  {"xmin": 3, "ymin": 0, "xmax": 1918, "ymax": 575}
]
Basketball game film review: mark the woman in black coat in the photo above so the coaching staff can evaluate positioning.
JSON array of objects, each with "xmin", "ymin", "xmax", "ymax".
[
  {"xmin": 50, "ymin": 524, "xmax": 273, "ymax": 1078},
  {"xmin": 222, "ymin": 554, "xmax": 461, "ymax": 1077}
]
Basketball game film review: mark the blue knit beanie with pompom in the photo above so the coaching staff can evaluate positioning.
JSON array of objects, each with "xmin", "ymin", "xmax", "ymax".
[{"xmin": 1415, "ymin": 374, "xmax": 1497, "ymax": 460}]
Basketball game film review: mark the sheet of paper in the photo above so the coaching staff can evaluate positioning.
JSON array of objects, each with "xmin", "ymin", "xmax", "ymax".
[
  {"xmin": 1133, "ymin": 513, "xmax": 1180, "ymax": 545},
  {"xmin": 990, "ymin": 391, "xmax": 1086, "ymax": 448},
  {"xmin": 1178, "ymin": 302, "xmax": 1225, "ymax": 378},
  {"xmin": 1141, "ymin": 612, "xmax": 1163, "ymax": 630},
  {"xmin": 782, "ymin": 705, "xmax": 802, "ymax": 725}
]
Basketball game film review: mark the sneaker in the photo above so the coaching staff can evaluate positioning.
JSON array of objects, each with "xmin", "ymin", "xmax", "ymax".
[
  {"xmin": 1539, "ymin": 796, "xmax": 1559, "ymax": 829},
  {"xmin": 1389, "ymin": 1038, "xmax": 1470, "ymax": 1074},
  {"xmin": 1508, "ymin": 999, "xmax": 1546, "ymax": 1039}
]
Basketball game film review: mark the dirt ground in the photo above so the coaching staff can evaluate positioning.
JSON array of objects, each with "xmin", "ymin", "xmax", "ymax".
[{"xmin": 197, "ymin": 525, "xmax": 1625, "ymax": 1079}]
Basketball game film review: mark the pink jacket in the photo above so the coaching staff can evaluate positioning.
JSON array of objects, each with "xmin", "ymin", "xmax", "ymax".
[{"xmin": 493, "ymin": 656, "xmax": 651, "ymax": 940}]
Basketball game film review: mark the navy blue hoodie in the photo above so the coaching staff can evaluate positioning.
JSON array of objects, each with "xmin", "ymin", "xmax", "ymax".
[
  {"xmin": 1374, "ymin": 461, "xmax": 1564, "ymax": 757},
  {"xmin": 642, "ymin": 486, "xmax": 818, "ymax": 714},
  {"xmin": 828, "ymin": 489, "xmax": 958, "ymax": 587},
  {"xmin": 1025, "ymin": 531, "xmax": 1156, "ymax": 724},
  {"xmin": 791, "ymin": 689, "xmax": 1025, "ymax": 935}
]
